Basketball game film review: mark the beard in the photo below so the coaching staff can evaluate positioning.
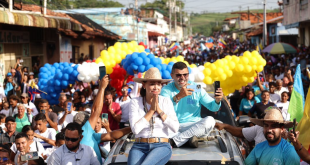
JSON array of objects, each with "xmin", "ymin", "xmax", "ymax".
[
  {"xmin": 264, "ymin": 132, "xmax": 281, "ymax": 144},
  {"xmin": 66, "ymin": 143, "xmax": 80, "ymax": 151}
]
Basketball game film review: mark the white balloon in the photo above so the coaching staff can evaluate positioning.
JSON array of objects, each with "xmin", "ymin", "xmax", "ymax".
[
  {"xmin": 77, "ymin": 65, "xmax": 84, "ymax": 73},
  {"xmin": 198, "ymin": 66, "xmax": 205, "ymax": 71},
  {"xmin": 91, "ymin": 75, "xmax": 98, "ymax": 82},
  {"xmin": 196, "ymin": 72, "xmax": 205, "ymax": 82},
  {"xmin": 84, "ymin": 76, "xmax": 92, "ymax": 83},
  {"xmin": 189, "ymin": 74, "xmax": 195, "ymax": 82},
  {"xmin": 98, "ymin": 62, "xmax": 105, "ymax": 67},
  {"xmin": 77, "ymin": 74, "xmax": 85, "ymax": 81}
]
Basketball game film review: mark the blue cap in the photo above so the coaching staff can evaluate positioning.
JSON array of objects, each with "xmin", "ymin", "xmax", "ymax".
[{"xmin": 7, "ymin": 73, "xmax": 12, "ymax": 76}]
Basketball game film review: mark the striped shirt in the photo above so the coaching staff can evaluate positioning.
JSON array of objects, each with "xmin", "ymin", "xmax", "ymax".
[{"xmin": 34, "ymin": 128, "xmax": 56, "ymax": 149}]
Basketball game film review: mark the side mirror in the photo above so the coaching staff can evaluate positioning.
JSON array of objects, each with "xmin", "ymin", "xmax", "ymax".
[{"xmin": 238, "ymin": 115, "xmax": 251, "ymax": 126}]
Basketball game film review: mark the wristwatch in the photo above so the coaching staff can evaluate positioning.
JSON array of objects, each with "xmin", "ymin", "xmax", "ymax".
[{"xmin": 173, "ymin": 95, "xmax": 180, "ymax": 103}]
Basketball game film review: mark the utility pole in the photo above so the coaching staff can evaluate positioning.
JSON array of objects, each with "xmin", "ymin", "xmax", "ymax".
[
  {"xmin": 248, "ymin": 6, "xmax": 250, "ymax": 20},
  {"xmin": 263, "ymin": 0, "xmax": 267, "ymax": 47},
  {"xmin": 169, "ymin": 0, "xmax": 172, "ymax": 43},
  {"xmin": 180, "ymin": 1, "xmax": 182, "ymax": 41},
  {"xmin": 135, "ymin": 0, "xmax": 139, "ymax": 42},
  {"xmin": 174, "ymin": 0, "xmax": 177, "ymax": 34}
]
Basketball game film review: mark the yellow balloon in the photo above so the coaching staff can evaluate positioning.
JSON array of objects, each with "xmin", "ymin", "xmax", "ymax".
[
  {"xmin": 215, "ymin": 60, "xmax": 224, "ymax": 68},
  {"xmin": 127, "ymin": 43, "xmax": 133, "ymax": 49},
  {"xmin": 222, "ymin": 59, "xmax": 228, "ymax": 64},
  {"xmin": 102, "ymin": 55, "xmax": 110, "ymax": 61},
  {"xmin": 203, "ymin": 68, "xmax": 211, "ymax": 76},
  {"xmin": 248, "ymin": 76, "xmax": 255, "ymax": 83},
  {"xmin": 176, "ymin": 56, "xmax": 184, "ymax": 62},
  {"xmin": 225, "ymin": 55, "xmax": 232, "ymax": 61},
  {"xmin": 232, "ymin": 55, "xmax": 240, "ymax": 63},
  {"xmin": 95, "ymin": 58, "xmax": 103, "ymax": 64},
  {"xmin": 106, "ymin": 67, "xmax": 113, "ymax": 74},
  {"xmin": 114, "ymin": 42, "xmax": 122, "ymax": 49},
  {"xmin": 240, "ymin": 56, "xmax": 249, "ymax": 65},
  {"xmin": 131, "ymin": 41, "xmax": 138, "ymax": 47},
  {"xmin": 243, "ymin": 51, "xmax": 252, "ymax": 58},
  {"xmin": 228, "ymin": 61, "xmax": 236, "ymax": 69},
  {"xmin": 105, "ymin": 61, "xmax": 111, "ymax": 67},
  {"xmin": 257, "ymin": 65, "xmax": 264, "ymax": 72},
  {"xmin": 244, "ymin": 65, "xmax": 252, "ymax": 73},
  {"xmin": 110, "ymin": 59, "xmax": 116, "ymax": 67},
  {"xmin": 235, "ymin": 64, "xmax": 244, "ymax": 72},
  {"xmin": 159, "ymin": 57, "xmax": 165, "ymax": 61},
  {"xmin": 249, "ymin": 57, "xmax": 257, "ymax": 65},
  {"xmin": 171, "ymin": 59, "xmax": 178, "ymax": 63},
  {"xmin": 204, "ymin": 62, "xmax": 211, "ymax": 68},
  {"xmin": 171, "ymin": 57, "xmax": 177, "ymax": 62},
  {"xmin": 190, "ymin": 64, "xmax": 197, "ymax": 68},
  {"xmin": 252, "ymin": 65, "xmax": 257, "ymax": 71},
  {"xmin": 215, "ymin": 68, "xmax": 224, "ymax": 76},
  {"xmin": 210, "ymin": 64, "xmax": 217, "ymax": 71},
  {"xmin": 251, "ymin": 50, "xmax": 260, "ymax": 57},
  {"xmin": 100, "ymin": 50, "xmax": 108, "ymax": 58},
  {"xmin": 138, "ymin": 45, "xmax": 145, "ymax": 52},
  {"xmin": 121, "ymin": 51, "xmax": 127, "ymax": 59},
  {"xmin": 108, "ymin": 46, "xmax": 115, "ymax": 54},
  {"xmin": 121, "ymin": 43, "xmax": 128, "ymax": 51},
  {"xmin": 204, "ymin": 77, "xmax": 213, "ymax": 85},
  {"xmin": 219, "ymin": 74, "xmax": 227, "ymax": 81},
  {"xmin": 226, "ymin": 70, "xmax": 233, "ymax": 77},
  {"xmin": 127, "ymin": 50, "xmax": 133, "ymax": 55},
  {"xmin": 241, "ymin": 76, "xmax": 248, "ymax": 82},
  {"xmin": 184, "ymin": 61, "xmax": 189, "ymax": 66},
  {"xmin": 115, "ymin": 55, "xmax": 122, "ymax": 64}
]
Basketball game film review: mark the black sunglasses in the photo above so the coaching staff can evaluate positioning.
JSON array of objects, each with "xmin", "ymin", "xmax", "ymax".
[
  {"xmin": 175, "ymin": 73, "xmax": 189, "ymax": 78},
  {"xmin": 65, "ymin": 137, "xmax": 80, "ymax": 142}
]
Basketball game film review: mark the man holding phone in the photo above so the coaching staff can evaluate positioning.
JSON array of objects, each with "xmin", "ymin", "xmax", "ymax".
[
  {"xmin": 58, "ymin": 101, "xmax": 77, "ymax": 130},
  {"xmin": 161, "ymin": 62, "xmax": 223, "ymax": 148},
  {"xmin": 31, "ymin": 99, "xmax": 58, "ymax": 131},
  {"xmin": 14, "ymin": 132, "xmax": 40, "ymax": 165}
]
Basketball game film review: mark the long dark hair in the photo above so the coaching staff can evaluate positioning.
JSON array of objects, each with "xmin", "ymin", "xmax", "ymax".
[
  {"xmin": 244, "ymin": 87, "xmax": 255, "ymax": 100},
  {"xmin": 140, "ymin": 82, "xmax": 146, "ymax": 97}
]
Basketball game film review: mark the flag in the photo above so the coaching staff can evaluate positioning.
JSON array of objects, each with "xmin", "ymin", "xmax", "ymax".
[
  {"xmin": 200, "ymin": 43, "xmax": 209, "ymax": 51},
  {"xmin": 296, "ymin": 69, "xmax": 310, "ymax": 150},
  {"xmin": 28, "ymin": 81, "xmax": 47, "ymax": 101},
  {"xmin": 233, "ymin": 46, "xmax": 239, "ymax": 53},
  {"xmin": 169, "ymin": 42, "xmax": 180, "ymax": 51},
  {"xmin": 288, "ymin": 64, "xmax": 305, "ymax": 122},
  {"xmin": 218, "ymin": 39, "xmax": 226, "ymax": 48}
]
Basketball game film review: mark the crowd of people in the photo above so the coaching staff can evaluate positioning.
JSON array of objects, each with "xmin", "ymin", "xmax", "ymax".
[{"xmin": 0, "ymin": 35, "xmax": 309, "ymax": 165}]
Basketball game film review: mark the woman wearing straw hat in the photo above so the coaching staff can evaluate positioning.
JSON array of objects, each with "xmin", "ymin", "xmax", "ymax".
[
  {"xmin": 128, "ymin": 67, "xmax": 179, "ymax": 165},
  {"xmin": 245, "ymin": 107, "xmax": 300, "ymax": 165}
]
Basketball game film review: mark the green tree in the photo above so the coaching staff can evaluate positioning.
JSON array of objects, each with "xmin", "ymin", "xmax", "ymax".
[{"xmin": 141, "ymin": 0, "xmax": 185, "ymax": 17}]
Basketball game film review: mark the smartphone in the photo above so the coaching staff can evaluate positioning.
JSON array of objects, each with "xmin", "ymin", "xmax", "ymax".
[
  {"xmin": 41, "ymin": 110, "xmax": 45, "ymax": 114},
  {"xmin": 99, "ymin": 66, "xmax": 106, "ymax": 80},
  {"xmin": 21, "ymin": 151, "xmax": 39, "ymax": 161},
  {"xmin": 293, "ymin": 118, "xmax": 297, "ymax": 138},
  {"xmin": 67, "ymin": 102, "xmax": 72, "ymax": 112},
  {"xmin": 20, "ymin": 59, "xmax": 23, "ymax": 63},
  {"xmin": 214, "ymin": 81, "xmax": 220, "ymax": 96},
  {"xmin": 187, "ymin": 84, "xmax": 201, "ymax": 93},
  {"xmin": 102, "ymin": 113, "xmax": 108, "ymax": 123}
]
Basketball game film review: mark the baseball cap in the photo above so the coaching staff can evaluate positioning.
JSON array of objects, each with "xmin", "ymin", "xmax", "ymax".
[
  {"xmin": 7, "ymin": 73, "xmax": 12, "ymax": 76},
  {"xmin": 5, "ymin": 116, "xmax": 15, "ymax": 123},
  {"xmin": 73, "ymin": 112, "xmax": 90, "ymax": 126},
  {"xmin": 29, "ymin": 72, "xmax": 34, "ymax": 76}
]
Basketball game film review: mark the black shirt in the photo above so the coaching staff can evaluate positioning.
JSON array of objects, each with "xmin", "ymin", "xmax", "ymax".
[{"xmin": 249, "ymin": 102, "xmax": 276, "ymax": 119}]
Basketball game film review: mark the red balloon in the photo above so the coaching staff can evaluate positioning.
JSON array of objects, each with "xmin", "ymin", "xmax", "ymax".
[
  {"xmin": 86, "ymin": 60, "xmax": 91, "ymax": 63},
  {"xmin": 144, "ymin": 45, "xmax": 147, "ymax": 49},
  {"xmin": 139, "ymin": 42, "xmax": 145, "ymax": 46},
  {"xmin": 92, "ymin": 59, "xmax": 96, "ymax": 62}
]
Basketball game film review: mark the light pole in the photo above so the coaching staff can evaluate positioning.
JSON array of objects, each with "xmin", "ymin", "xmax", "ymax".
[{"xmin": 263, "ymin": 0, "xmax": 267, "ymax": 47}]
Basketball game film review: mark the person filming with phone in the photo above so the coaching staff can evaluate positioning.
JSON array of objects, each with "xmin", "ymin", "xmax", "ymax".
[{"xmin": 161, "ymin": 62, "xmax": 223, "ymax": 148}]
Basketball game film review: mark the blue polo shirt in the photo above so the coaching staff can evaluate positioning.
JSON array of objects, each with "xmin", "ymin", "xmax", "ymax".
[
  {"xmin": 81, "ymin": 121, "xmax": 102, "ymax": 164},
  {"xmin": 239, "ymin": 97, "xmax": 261, "ymax": 114},
  {"xmin": 161, "ymin": 81, "xmax": 221, "ymax": 123},
  {"xmin": 245, "ymin": 138, "xmax": 300, "ymax": 165}
]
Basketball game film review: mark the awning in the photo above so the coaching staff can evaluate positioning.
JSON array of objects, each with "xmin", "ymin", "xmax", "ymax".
[
  {"xmin": 0, "ymin": 10, "xmax": 83, "ymax": 31},
  {"xmin": 148, "ymin": 31, "xmax": 166, "ymax": 37},
  {"xmin": 246, "ymin": 28, "xmax": 263, "ymax": 37}
]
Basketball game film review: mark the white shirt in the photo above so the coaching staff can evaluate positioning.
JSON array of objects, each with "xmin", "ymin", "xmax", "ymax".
[
  {"xmin": 0, "ymin": 109, "xmax": 10, "ymax": 117},
  {"xmin": 0, "ymin": 123, "xmax": 6, "ymax": 133},
  {"xmin": 0, "ymin": 85, "xmax": 6, "ymax": 102},
  {"xmin": 275, "ymin": 87, "xmax": 289, "ymax": 96},
  {"xmin": 57, "ymin": 111, "xmax": 78, "ymax": 130},
  {"xmin": 129, "ymin": 96, "xmax": 179, "ymax": 138},
  {"xmin": 276, "ymin": 101, "xmax": 290, "ymax": 121},
  {"xmin": 269, "ymin": 93, "xmax": 281, "ymax": 104},
  {"xmin": 275, "ymin": 73, "xmax": 284, "ymax": 80},
  {"xmin": 96, "ymin": 128, "xmax": 110, "ymax": 152},
  {"xmin": 115, "ymin": 96, "xmax": 132, "ymax": 122},
  {"xmin": 9, "ymin": 103, "xmax": 19, "ymax": 116},
  {"xmin": 11, "ymin": 139, "xmax": 46, "ymax": 155},
  {"xmin": 46, "ymin": 144, "xmax": 100, "ymax": 165},
  {"xmin": 23, "ymin": 102, "xmax": 39, "ymax": 116},
  {"xmin": 35, "ymin": 128, "xmax": 57, "ymax": 148},
  {"xmin": 242, "ymin": 125, "xmax": 266, "ymax": 146}
]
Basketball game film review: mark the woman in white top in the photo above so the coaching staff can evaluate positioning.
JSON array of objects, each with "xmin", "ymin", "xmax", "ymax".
[
  {"xmin": 276, "ymin": 91, "xmax": 290, "ymax": 121},
  {"xmin": 128, "ymin": 68, "xmax": 179, "ymax": 165},
  {"xmin": 20, "ymin": 93, "xmax": 38, "ymax": 116}
]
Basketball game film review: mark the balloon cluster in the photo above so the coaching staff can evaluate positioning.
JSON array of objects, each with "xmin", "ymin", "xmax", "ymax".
[
  {"xmin": 121, "ymin": 53, "xmax": 173, "ymax": 79},
  {"xmin": 38, "ymin": 62, "xmax": 79, "ymax": 105},
  {"xmin": 189, "ymin": 66, "xmax": 205, "ymax": 82},
  {"xmin": 95, "ymin": 41, "xmax": 146, "ymax": 74},
  {"xmin": 109, "ymin": 64, "xmax": 134, "ymax": 96},
  {"xmin": 77, "ymin": 62, "xmax": 103, "ymax": 83},
  {"xmin": 202, "ymin": 51, "xmax": 266, "ymax": 96}
]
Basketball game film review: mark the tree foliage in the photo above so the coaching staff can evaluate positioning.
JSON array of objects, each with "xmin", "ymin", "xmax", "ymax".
[{"xmin": 141, "ymin": 0, "xmax": 185, "ymax": 17}]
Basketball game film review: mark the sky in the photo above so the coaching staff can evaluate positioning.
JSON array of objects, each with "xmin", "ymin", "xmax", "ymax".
[{"xmin": 114, "ymin": 0, "xmax": 281, "ymax": 13}]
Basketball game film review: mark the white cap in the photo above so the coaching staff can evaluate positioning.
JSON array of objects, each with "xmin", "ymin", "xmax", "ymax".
[{"xmin": 29, "ymin": 72, "xmax": 34, "ymax": 75}]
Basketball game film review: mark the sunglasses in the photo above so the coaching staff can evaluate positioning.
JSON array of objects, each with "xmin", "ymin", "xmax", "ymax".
[
  {"xmin": 175, "ymin": 73, "xmax": 189, "ymax": 78},
  {"xmin": 65, "ymin": 136, "xmax": 80, "ymax": 142},
  {"xmin": 121, "ymin": 88, "xmax": 128, "ymax": 92},
  {"xmin": 0, "ymin": 157, "xmax": 8, "ymax": 161}
]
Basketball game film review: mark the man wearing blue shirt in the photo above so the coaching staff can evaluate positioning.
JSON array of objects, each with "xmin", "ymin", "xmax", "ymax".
[
  {"xmin": 246, "ymin": 108, "xmax": 300, "ymax": 165},
  {"xmin": 73, "ymin": 75, "xmax": 131, "ymax": 164},
  {"xmin": 161, "ymin": 62, "xmax": 223, "ymax": 148}
]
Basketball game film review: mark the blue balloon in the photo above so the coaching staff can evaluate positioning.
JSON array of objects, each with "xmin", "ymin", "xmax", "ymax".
[
  {"xmin": 145, "ymin": 49, "xmax": 150, "ymax": 53},
  {"xmin": 148, "ymin": 54, "xmax": 155, "ymax": 59},
  {"xmin": 63, "ymin": 62, "xmax": 69, "ymax": 68},
  {"xmin": 138, "ymin": 65, "xmax": 146, "ymax": 73},
  {"xmin": 167, "ymin": 65, "xmax": 173, "ymax": 73},
  {"xmin": 155, "ymin": 64, "xmax": 162, "ymax": 71},
  {"xmin": 157, "ymin": 58, "xmax": 162, "ymax": 64},
  {"xmin": 53, "ymin": 63, "xmax": 59, "ymax": 68},
  {"xmin": 163, "ymin": 70, "xmax": 172, "ymax": 79},
  {"xmin": 188, "ymin": 67, "xmax": 192, "ymax": 74},
  {"xmin": 59, "ymin": 65, "xmax": 64, "ymax": 70},
  {"xmin": 143, "ymin": 57, "xmax": 151, "ymax": 65},
  {"xmin": 39, "ymin": 67, "xmax": 48, "ymax": 73},
  {"xmin": 50, "ymin": 93, "xmax": 57, "ymax": 98},
  {"xmin": 73, "ymin": 64, "xmax": 79, "ymax": 70},
  {"xmin": 65, "ymin": 67, "xmax": 73, "ymax": 74},
  {"xmin": 132, "ymin": 64, "xmax": 138, "ymax": 70},
  {"xmin": 139, "ymin": 52, "xmax": 147, "ymax": 59},
  {"xmin": 127, "ymin": 65, "xmax": 134, "ymax": 75},
  {"xmin": 131, "ymin": 53, "xmax": 139, "ymax": 61},
  {"xmin": 146, "ymin": 64, "xmax": 154, "ymax": 71},
  {"xmin": 54, "ymin": 86, "xmax": 62, "ymax": 91},
  {"xmin": 123, "ymin": 61, "xmax": 130, "ymax": 70},
  {"xmin": 161, "ymin": 64, "xmax": 167, "ymax": 71},
  {"xmin": 38, "ymin": 73, "xmax": 46, "ymax": 79},
  {"xmin": 61, "ymin": 81, "xmax": 68, "ymax": 88},
  {"xmin": 62, "ymin": 74, "xmax": 69, "ymax": 80},
  {"xmin": 55, "ymin": 71, "xmax": 63, "ymax": 79},
  {"xmin": 168, "ymin": 62, "xmax": 175, "ymax": 66},
  {"xmin": 54, "ymin": 80, "xmax": 61, "ymax": 86},
  {"xmin": 44, "ymin": 63, "xmax": 52, "ymax": 69},
  {"xmin": 72, "ymin": 70, "xmax": 79, "ymax": 77},
  {"xmin": 151, "ymin": 58, "xmax": 157, "ymax": 66},
  {"xmin": 134, "ymin": 57, "xmax": 143, "ymax": 66}
]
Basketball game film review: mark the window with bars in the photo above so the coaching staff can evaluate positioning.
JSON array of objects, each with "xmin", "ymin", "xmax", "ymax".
[{"xmin": 300, "ymin": 0, "xmax": 308, "ymax": 10}]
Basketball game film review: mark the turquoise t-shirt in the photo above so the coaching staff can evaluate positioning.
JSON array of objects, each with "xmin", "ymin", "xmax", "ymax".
[
  {"xmin": 239, "ymin": 97, "xmax": 261, "ymax": 114},
  {"xmin": 245, "ymin": 138, "xmax": 300, "ymax": 165},
  {"xmin": 15, "ymin": 113, "xmax": 31, "ymax": 133},
  {"xmin": 252, "ymin": 85, "xmax": 268, "ymax": 101},
  {"xmin": 81, "ymin": 121, "xmax": 102, "ymax": 164},
  {"xmin": 161, "ymin": 81, "xmax": 221, "ymax": 123}
]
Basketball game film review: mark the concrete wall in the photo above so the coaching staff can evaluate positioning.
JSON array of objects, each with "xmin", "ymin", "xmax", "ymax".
[{"xmin": 283, "ymin": 0, "xmax": 310, "ymax": 25}]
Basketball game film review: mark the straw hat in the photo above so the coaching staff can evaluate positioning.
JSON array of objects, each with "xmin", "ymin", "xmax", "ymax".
[
  {"xmin": 133, "ymin": 67, "xmax": 172, "ymax": 83},
  {"xmin": 250, "ymin": 108, "xmax": 294, "ymax": 128}
]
